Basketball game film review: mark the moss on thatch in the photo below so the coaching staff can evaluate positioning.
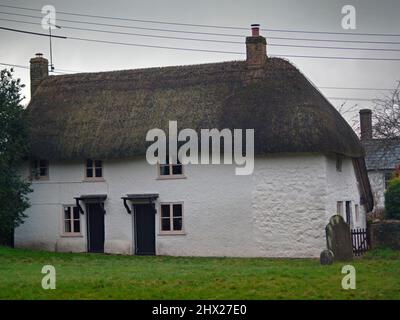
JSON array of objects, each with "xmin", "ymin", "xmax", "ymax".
[{"xmin": 25, "ymin": 58, "xmax": 363, "ymax": 160}]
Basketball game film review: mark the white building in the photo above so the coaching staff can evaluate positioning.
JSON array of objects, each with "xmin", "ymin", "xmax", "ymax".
[{"xmin": 15, "ymin": 26, "xmax": 373, "ymax": 257}]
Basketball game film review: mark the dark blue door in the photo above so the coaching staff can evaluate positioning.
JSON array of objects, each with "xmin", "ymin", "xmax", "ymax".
[
  {"xmin": 87, "ymin": 203, "xmax": 105, "ymax": 253},
  {"xmin": 134, "ymin": 204, "xmax": 155, "ymax": 255}
]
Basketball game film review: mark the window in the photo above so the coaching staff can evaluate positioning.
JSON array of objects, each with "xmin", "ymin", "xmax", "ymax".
[
  {"xmin": 85, "ymin": 159, "xmax": 103, "ymax": 179},
  {"xmin": 337, "ymin": 201, "xmax": 343, "ymax": 216},
  {"xmin": 336, "ymin": 155, "xmax": 343, "ymax": 172},
  {"xmin": 355, "ymin": 204, "xmax": 360, "ymax": 223},
  {"xmin": 345, "ymin": 201, "xmax": 352, "ymax": 226},
  {"xmin": 158, "ymin": 156, "xmax": 184, "ymax": 178},
  {"xmin": 31, "ymin": 159, "xmax": 49, "ymax": 180},
  {"xmin": 63, "ymin": 206, "xmax": 81, "ymax": 235},
  {"xmin": 160, "ymin": 203, "xmax": 184, "ymax": 234}
]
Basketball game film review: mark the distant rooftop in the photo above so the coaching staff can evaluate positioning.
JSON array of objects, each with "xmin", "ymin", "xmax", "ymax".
[{"xmin": 362, "ymin": 138, "xmax": 400, "ymax": 170}]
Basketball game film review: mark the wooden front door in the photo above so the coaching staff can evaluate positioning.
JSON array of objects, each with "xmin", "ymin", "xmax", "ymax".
[
  {"xmin": 86, "ymin": 203, "xmax": 105, "ymax": 253},
  {"xmin": 134, "ymin": 204, "xmax": 156, "ymax": 255}
]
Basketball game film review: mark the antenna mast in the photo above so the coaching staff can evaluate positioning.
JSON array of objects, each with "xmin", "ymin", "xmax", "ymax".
[{"xmin": 48, "ymin": 24, "xmax": 61, "ymax": 72}]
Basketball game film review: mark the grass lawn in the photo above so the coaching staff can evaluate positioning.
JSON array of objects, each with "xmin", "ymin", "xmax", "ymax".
[{"xmin": 0, "ymin": 246, "xmax": 399, "ymax": 299}]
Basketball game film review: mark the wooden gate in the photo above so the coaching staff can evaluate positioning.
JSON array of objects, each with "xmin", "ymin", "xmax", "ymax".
[{"xmin": 351, "ymin": 228, "xmax": 370, "ymax": 256}]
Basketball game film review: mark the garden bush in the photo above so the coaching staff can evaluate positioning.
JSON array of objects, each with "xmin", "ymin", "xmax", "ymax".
[{"xmin": 385, "ymin": 177, "xmax": 400, "ymax": 220}]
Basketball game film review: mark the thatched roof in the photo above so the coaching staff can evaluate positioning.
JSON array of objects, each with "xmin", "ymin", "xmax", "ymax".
[{"xmin": 26, "ymin": 57, "xmax": 364, "ymax": 160}]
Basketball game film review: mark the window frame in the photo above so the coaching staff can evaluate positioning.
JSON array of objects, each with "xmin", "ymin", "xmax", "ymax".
[
  {"xmin": 31, "ymin": 159, "xmax": 49, "ymax": 180},
  {"xmin": 84, "ymin": 159, "xmax": 104, "ymax": 181},
  {"xmin": 336, "ymin": 155, "xmax": 343, "ymax": 172},
  {"xmin": 345, "ymin": 200, "xmax": 352, "ymax": 226},
  {"xmin": 337, "ymin": 201, "xmax": 344, "ymax": 216},
  {"xmin": 157, "ymin": 161, "xmax": 185, "ymax": 180},
  {"xmin": 62, "ymin": 205, "xmax": 82, "ymax": 237},
  {"xmin": 159, "ymin": 202, "xmax": 185, "ymax": 235},
  {"xmin": 355, "ymin": 204, "xmax": 360, "ymax": 223},
  {"xmin": 157, "ymin": 163, "xmax": 186, "ymax": 180}
]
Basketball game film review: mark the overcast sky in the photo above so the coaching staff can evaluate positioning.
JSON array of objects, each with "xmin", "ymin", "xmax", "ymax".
[{"xmin": 0, "ymin": 0, "xmax": 399, "ymax": 126}]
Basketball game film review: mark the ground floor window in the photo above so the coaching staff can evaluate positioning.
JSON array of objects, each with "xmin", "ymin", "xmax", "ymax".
[
  {"xmin": 160, "ymin": 203, "xmax": 184, "ymax": 234},
  {"xmin": 345, "ymin": 201, "xmax": 352, "ymax": 226},
  {"xmin": 63, "ymin": 205, "xmax": 81, "ymax": 235}
]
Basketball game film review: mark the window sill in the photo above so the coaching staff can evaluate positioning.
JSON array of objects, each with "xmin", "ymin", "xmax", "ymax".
[
  {"xmin": 158, "ymin": 232, "xmax": 186, "ymax": 236},
  {"xmin": 83, "ymin": 178, "xmax": 106, "ymax": 182},
  {"xmin": 156, "ymin": 175, "xmax": 186, "ymax": 180},
  {"xmin": 61, "ymin": 234, "xmax": 83, "ymax": 238},
  {"xmin": 31, "ymin": 177, "xmax": 49, "ymax": 182}
]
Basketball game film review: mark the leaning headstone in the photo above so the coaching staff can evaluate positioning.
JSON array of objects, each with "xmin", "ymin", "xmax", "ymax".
[
  {"xmin": 320, "ymin": 249, "xmax": 334, "ymax": 265},
  {"xmin": 325, "ymin": 215, "xmax": 353, "ymax": 262}
]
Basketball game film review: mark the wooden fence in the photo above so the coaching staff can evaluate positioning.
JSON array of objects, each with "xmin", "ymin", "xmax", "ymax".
[{"xmin": 351, "ymin": 228, "xmax": 369, "ymax": 256}]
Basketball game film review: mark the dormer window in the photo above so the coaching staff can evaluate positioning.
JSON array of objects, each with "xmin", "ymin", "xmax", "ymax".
[
  {"xmin": 85, "ymin": 159, "xmax": 103, "ymax": 179},
  {"xmin": 31, "ymin": 159, "xmax": 49, "ymax": 180}
]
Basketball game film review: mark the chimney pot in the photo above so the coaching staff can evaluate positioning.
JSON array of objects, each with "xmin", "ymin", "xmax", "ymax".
[
  {"xmin": 251, "ymin": 24, "xmax": 260, "ymax": 37},
  {"xmin": 246, "ymin": 24, "xmax": 267, "ymax": 66},
  {"xmin": 359, "ymin": 109, "xmax": 373, "ymax": 140},
  {"xmin": 30, "ymin": 53, "xmax": 49, "ymax": 97}
]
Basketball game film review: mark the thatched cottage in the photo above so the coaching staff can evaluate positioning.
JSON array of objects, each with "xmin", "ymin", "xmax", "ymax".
[{"xmin": 16, "ymin": 25, "xmax": 373, "ymax": 257}]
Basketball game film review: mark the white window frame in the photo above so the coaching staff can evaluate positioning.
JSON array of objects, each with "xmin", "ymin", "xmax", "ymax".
[
  {"xmin": 84, "ymin": 159, "xmax": 104, "ymax": 181},
  {"xmin": 159, "ymin": 202, "xmax": 185, "ymax": 235},
  {"xmin": 355, "ymin": 204, "xmax": 360, "ymax": 223},
  {"xmin": 337, "ymin": 201, "xmax": 344, "ymax": 216},
  {"xmin": 157, "ymin": 156, "xmax": 185, "ymax": 180},
  {"xmin": 31, "ymin": 159, "xmax": 49, "ymax": 180},
  {"xmin": 62, "ymin": 205, "xmax": 82, "ymax": 237}
]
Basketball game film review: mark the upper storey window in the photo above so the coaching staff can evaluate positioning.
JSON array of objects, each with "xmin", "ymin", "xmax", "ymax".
[
  {"xmin": 31, "ymin": 159, "xmax": 49, "ymax": 180},
  {"xmin": 158, "ymin": 156, "xmax": 184, "ymax": 179},
  {"xmin": 86, "ymin": 159, "xmax": 103, "ymax": 179}
]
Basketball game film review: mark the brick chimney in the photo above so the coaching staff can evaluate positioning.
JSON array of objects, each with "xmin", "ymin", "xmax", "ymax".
[
  {"xmin": 246, "ymin": 24, "xmax": 267, "ymax": 66},
  {"xmin": 359, "ymin": 109, "xmax": 373, "ymax": 140},
  {"xmin": 30, "ymin": 53, "xmax": 49, "ymax": 96}
]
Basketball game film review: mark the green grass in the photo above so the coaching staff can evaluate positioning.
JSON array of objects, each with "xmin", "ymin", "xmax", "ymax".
[{"xmin": 0, "ymin": 246, "xmax": 399, "ymax": 299}]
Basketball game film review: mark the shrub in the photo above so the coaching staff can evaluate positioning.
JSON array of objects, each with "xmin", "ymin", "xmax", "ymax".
[{"xmin": 385, "ymin": 177, "xmax": 400, "ymax": 220}]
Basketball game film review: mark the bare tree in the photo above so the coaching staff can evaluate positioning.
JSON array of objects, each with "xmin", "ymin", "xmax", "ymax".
[
  {"xmin": 363, "ymin": 81, "xmax": 400, "ymax": 172},
  {"xmin": 335, "ymin": 101, "xmax": 359, "ymax": 131},
  {"xmin": 373, "ymin": 81, "xmax": 400, "ymax": 139}
]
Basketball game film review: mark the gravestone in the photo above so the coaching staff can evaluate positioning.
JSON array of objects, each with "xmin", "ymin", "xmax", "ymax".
[
  {"xmin": 320, "ymin": 249, "xmax": 334, "ymax": 265},
  {"xmin": 325, "ymin": 215, "xmax": 353, "ymax": 262}
]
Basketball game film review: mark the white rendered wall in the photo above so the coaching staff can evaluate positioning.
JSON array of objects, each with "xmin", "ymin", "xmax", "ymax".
[
  {"xmin": 367, "ymin": 170, "xmax": 385, "ymax": 210},
  {"xmin": 15, "ymin": 153, "xmax": 365, "ymax": 257},
  {"xmin": 251, "ymin": 154, "xmax": 327, "ymax": 257},
  {"xmin": 325, "ymin": 156, "xmax": 366, "ymax": 229}
]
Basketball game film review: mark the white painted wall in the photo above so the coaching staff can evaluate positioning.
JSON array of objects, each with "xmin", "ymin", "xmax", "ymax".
[
  {"xmin": 15, "ymin": 153, "xmax": 365, "ymax": 257},
  {"xmin": 325, "ymin": 156, "xmax": 366, "ymax": 229},
  {"xmin": 367, "ymin": 170, "xmax": 385, "ymax": 210}
]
